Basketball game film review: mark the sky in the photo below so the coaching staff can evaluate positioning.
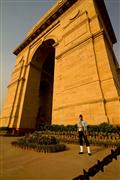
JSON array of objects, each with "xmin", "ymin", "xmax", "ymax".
[{"xmin": 0, "ymin": 0, "xmax": 120, "ymax": 112}]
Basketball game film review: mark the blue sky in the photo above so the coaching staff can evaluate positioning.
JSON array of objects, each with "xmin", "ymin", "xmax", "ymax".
[{"xmin": 0, "ymin": 0, "xmax": 120, "ymax": 112}]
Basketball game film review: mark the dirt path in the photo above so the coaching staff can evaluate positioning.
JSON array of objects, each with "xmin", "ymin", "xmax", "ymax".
[{"xmin": 0, "ymin": 136, "xmax": 120, "ymax": 180}]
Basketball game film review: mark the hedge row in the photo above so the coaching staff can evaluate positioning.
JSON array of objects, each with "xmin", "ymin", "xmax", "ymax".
[
  {"xmin": 1, "ymin": 123, "xmax": 120, "ymax": 135},
  {"xmin": 36, "ymin": 130, "xmax": 120, "ymax": 147},
  {"xmin": 38, "ymin": 123, "xmax": 120, "ymax": 136}
]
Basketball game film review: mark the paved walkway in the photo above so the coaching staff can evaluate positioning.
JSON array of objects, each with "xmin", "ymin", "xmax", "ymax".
[{"xmin": 0, "ymin": 136, "xmax": 120, "ymax": 180}]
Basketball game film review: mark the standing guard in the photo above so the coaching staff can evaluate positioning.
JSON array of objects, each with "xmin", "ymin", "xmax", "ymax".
[{"xmin": 77, "ymin": 114, "xmax": 92, "ymax": 155}]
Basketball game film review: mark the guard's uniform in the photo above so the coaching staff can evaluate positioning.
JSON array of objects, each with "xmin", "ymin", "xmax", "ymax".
[
  {"xmin": 77, "ymin": 119, "xmax": 89, "ymax": 146},
  {"xmin": 77, "ymin": 119, "xmax": 91, "ymax": 155}
]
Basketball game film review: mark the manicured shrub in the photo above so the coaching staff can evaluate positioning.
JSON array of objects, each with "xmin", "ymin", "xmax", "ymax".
[
  {"xmin": 0, "ymin": 127, "xmax": 9, "ymax": 131},
  {"xmin": 98, "ymin": 122, "xmax": 116, "ymax": 134},
  {"xmin": 11, "ymin": 132, "xmax": 66, "ymax": 153}
]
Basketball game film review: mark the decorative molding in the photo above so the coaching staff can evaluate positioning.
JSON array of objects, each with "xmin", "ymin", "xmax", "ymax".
[
  {"xmin": 53, "ymin": 42, "xmax": 59, "ymax": 47},
  {"xmin": 7, "ymin": 78, "xmax": 25, "ymax": 88},
  {"xmin": 105, "ymin": 96, "xmax": 120, "ymax": 102},
  {"xmin": 29, "ymin": 20, "xmax": 60, "ymax": 49},
  {"xmin": 53, "ymin": 98, "xmax": 105, "ymax": 111},
  {"xmin": 64, "ymin": 23, "xmax": 88, "ymax": 46},
  {"xmin": 69, "ymin": 10, "xmax": 80, "ymax": 20},
  {"xmin": 92, "ymin": 29, "xmax": 104, "ymax": 40},
  {"xmin": 62, "ymin": 79, "xmax": 99, "ymax": 92},
  {"xmin": 12, "ymin": 65, "xmax": 23, "ymax": 74},
  {"xmin": 56, "ymin": 33, "xmax": 93, "ymax": 59},
  {"xmin": 63, "ymin": 10, "xmax": 88, "ymax": 29},
  {"xmin": 56, "ymin": 29, "xmax": 105, "ymax": 60},
  {"xmin": 13, "ymin": 0, "xmax": 78, "ymax": 55},
  {"xmin": 53, "ymin": 96, "xmax": 120, "ymax": 111},
  {"xmin": 58, "ymin": 0, "xmax": 64, "ymax": 5}
]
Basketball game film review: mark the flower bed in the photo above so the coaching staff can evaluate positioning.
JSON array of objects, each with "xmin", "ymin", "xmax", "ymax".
[
  {"xmin": 29, "ymin": 130, "xmax": 120, "ymax": 148},
  {"xmin": 11, "ymin": 132, "xmax": 66, "ymax": 153},
  {"xmin": 11, "ymin": 123, "xmax": 120, "ymax": 148}
]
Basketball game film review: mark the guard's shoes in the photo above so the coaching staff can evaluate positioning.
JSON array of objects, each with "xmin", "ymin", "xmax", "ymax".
[
  {"xmin": 79, "ymin": 152, "xmax": 83, "ymax": 154},
  {"xmin": 88, "ymin": 153, "xmax": 92, "ymax": 156}
]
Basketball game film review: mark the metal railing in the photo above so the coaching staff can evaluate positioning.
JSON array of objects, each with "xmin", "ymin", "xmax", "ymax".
[{"xmin": 73, "ymin": 146, "xmax": 120, "ymax": 180}]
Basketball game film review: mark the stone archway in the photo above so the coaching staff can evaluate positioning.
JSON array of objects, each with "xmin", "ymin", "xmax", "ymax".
[
  {"xmin": 1, "ymin": 0, "xmax": 120, "ymax": 132},
  {"xmin": 36, "ymin": 81, "xmax": 52, "ymax": 128},
  {"xmin": 35, "ymin": 40, "xmax": 55, "ymax": 128}
]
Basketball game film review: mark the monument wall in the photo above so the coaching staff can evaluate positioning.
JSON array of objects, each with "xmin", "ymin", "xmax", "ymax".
[{"xmin": 0, "ymin": 0, "xmax": 120, "ymax": 131}]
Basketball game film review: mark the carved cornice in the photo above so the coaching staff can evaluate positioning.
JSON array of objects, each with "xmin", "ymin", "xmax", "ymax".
[
  {"xmin": 13, "ymin": 0, "xmax": 78, "ymax": 55},
  {"xmin": 13, "ymin": 0, "xmax": 117, "ymax": 56}
]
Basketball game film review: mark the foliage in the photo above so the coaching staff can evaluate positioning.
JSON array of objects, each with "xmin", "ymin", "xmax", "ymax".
[
  {"xmin": 0, "ymin": 127, "xmax": 9, "ymax": 136},
  {"xmin": 0, "ymin": 127, "xmax": 9, "ymax": 131},
  {"xmin": 37, "ymin": 123, "xmax": 119, "ymax": 134},
  {"xmin": 38, "ymin": 124, "xmax": 77, "ymax": 132},
  {"xmin": 88, "ymin": 123, "xmax": 119, "ymax": 136},
  {"xmin": 11, "ymin": 132, "xmax": 66, "ymax": 153},
  {"xmin": 33, "ymin": 123, "xmax": 120, "ymax": 148}
]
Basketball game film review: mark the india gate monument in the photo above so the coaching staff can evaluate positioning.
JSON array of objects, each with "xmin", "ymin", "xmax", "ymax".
[{"xmin": 1, "ymin": 0, "xmax": 120, "ymax": 133}]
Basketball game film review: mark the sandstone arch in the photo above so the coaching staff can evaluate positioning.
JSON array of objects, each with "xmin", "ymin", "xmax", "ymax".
[{"xmin": 1, "ymin": 0, "xmax": 120, "ymax": 133}]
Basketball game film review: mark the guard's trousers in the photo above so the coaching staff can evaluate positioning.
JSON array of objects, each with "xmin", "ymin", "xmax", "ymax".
[{"xmin": 78, "ymin": 131, "xmax": 90, "ymax": 146}]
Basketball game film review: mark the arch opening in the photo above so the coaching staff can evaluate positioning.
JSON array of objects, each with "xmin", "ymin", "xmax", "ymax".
[{"xmin": 34, "ymin": 39, "xmax": 55, "ymax": 129}]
